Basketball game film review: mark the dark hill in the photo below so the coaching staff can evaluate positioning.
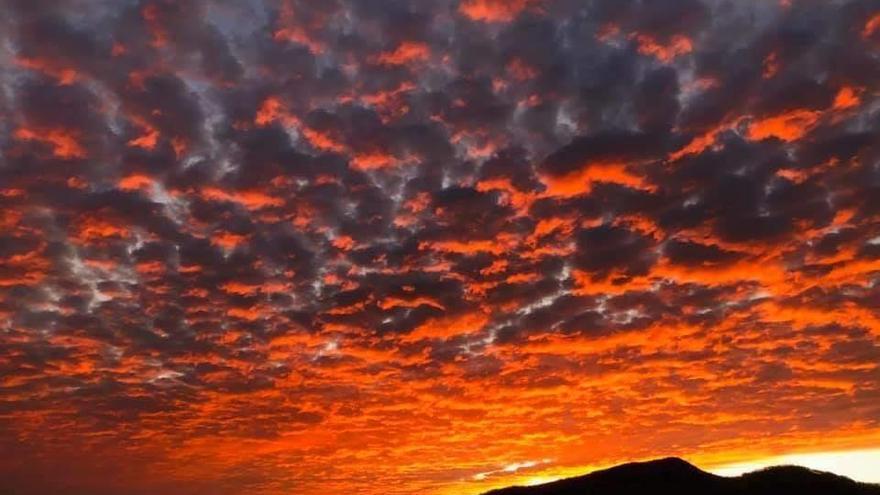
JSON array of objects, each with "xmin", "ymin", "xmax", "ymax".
[{"xmin": 484, "ymin": 457, "xmax": 880, "ymax": 495}]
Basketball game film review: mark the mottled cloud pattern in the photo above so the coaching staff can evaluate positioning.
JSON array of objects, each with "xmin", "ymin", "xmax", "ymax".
[{"xmin": 1, "ymin": 0, "xmax": 880, "ymax": 494}]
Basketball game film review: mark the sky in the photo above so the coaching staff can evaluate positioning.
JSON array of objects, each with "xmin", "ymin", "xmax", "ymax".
[
  {"xmin": 1, "ymin": 0, "xmax": 879, "ymax": 494},
  {"xmin": 709, "ymin": 447, "xmax": 880, "ymax": 483}
]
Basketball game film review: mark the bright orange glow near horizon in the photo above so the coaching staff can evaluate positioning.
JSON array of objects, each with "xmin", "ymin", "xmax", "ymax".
[
  {"xmin": 1, "ymin": 1, "xmax": 879, "ymax": 494},
  {"xmin": 708, "ymin": 448, "xmax": 880, "ymax": 484}
]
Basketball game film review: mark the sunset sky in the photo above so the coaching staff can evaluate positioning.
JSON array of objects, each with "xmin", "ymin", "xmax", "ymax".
[{"xmin": 2, "ymin": 0, "xmax": 880, "ymax": 494}]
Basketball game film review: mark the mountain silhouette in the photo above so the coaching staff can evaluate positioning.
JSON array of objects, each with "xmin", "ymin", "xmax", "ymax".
[{"xmin": 484, "ymin": 457, "xmax": 880, "ymax": 495}]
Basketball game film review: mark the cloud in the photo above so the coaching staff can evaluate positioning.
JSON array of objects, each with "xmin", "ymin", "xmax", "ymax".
[{"xmin": 1, "ymin": 0, "xmax": 879, "ymax": 494}]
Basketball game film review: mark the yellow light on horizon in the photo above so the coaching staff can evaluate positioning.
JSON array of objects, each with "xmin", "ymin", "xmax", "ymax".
[
  {"xmin": 708, "ymin": 448, "xmax": 880, "ymax": 483},
  {"xmin": 452, "ymin": 448, "xmax": 880, "ymax": 495},
  {"xmin": 522, "ymin": 475, "xmax": 562, "ymax": 486}
]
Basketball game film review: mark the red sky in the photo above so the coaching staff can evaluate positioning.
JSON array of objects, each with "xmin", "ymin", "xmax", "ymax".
[{"xmin": 2, "ymin": 0, "xmax": 880, "ymax": 494}]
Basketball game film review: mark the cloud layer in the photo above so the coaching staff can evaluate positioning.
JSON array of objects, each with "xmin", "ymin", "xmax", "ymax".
[{"xmin": 1, "ymin": 0, "xmax": 880, "ymax": 494}]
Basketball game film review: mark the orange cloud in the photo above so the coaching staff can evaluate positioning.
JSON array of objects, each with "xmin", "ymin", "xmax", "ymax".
[
  {"xmin": 212, "ymin": 232, "xmax": 249, "ymax": 249},
  {"xmin": 422, "ymin": 236, "xmax": 516, "ymax": 255},
  {"xmin": 255, "ymin": 96, "xmax": 301, "ymax": 128},
  {"xmin": 118, "ymin": 174, "xmax": 155, "ymax": 191},
  {"xmin": 128, "ymin": 127, "xmax": 160, "ymax": 150},
  {"xmin": 669, "ymin": 124, "xmax": 729, "ymax": 162},
  {"xmin": 14, "ymin": 57, "xmax": 78, "ymax": 85},
  {"xmin": 633, "ymin": 34, "xmax": 693, "ymax": 62},
  {"xmin": 74, "ymin": 217, "xmax": 129, "ymax": 242},
  {"xmin": 863, "ymin": 12, "xmax": 880, "ymax": 38},
  {"xmin": 332, "ymin": 235, "xmax": 356, "ymax": 251},
  {"xmin": 378, "ymin": 296, "xmax": 445, "ymax": 311},
  {"xmin": 404, "ymin": 310, "xmax": 489, "ymax": 341},
  {"xmin": 540, "ymin": 162, "xmax": 654, "ymax": 198},
  {"xmin": 4, "ymin": 3, "xmax": 880, "ymax": 495},
  {"xmin": 351, "ymin": 150, "xmax": 402, "ymax": 171},
  {"xmin": 832, "ymin": 86, "xmax": 861, "ymax": 110},
  {"xmin": 14, "ymin": 127, "xmax": 86, "ymax": 159},
  {"xmin": 459, "ymin": 0, "xmax": 534, "ymax": 22},
  {"xmin": 202, "ymin": 187, "xmax": 284, "ymax": 209},
  {"xmin": 746, "ymin": 109, "xmax": 821, "ymax": 142},
  {"xmin": 273, "ymin": 1, "xmax": 325, "ymax": 53},
  {"xmin": 375, "ymin": 41, "xmax": 431, "ymax": 66},
  {"xmin": 301, "ymin": 128, "xmax": 347, "ymax": 153}
]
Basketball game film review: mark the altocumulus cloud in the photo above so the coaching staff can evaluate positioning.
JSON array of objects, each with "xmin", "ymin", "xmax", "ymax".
[{"xmin": 1, "ymin": 0, "xmax": 880, "ymax": 494}]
